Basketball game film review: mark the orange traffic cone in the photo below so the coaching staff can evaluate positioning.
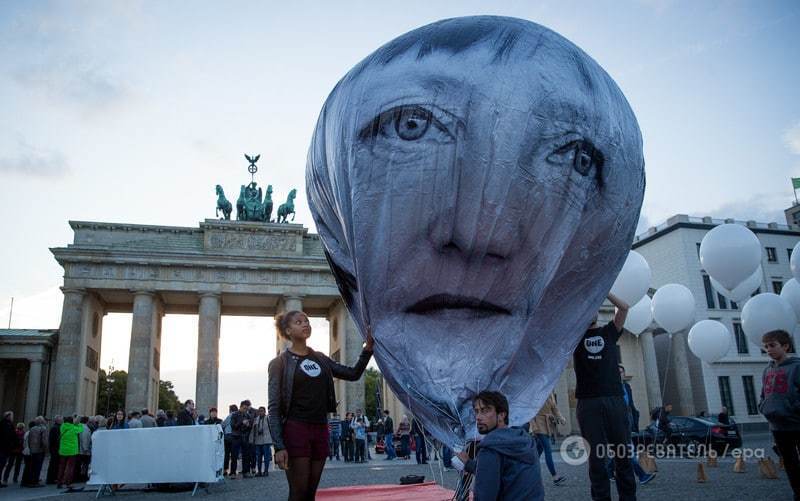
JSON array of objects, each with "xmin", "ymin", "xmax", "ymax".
[
  {"xmin": 759, "ymin": 458, "xmax": 779, "ymax": 479},
  {"xmin": 707, "ymin": 454, "xmax": 718, "ymax": 468},
  {"xmin": 733, "ymin": 456, "xmax": 746, "ymax": 473},
  {"xmin": 697, "ymin": 462, "xmax": 708, "ymax": 483}
]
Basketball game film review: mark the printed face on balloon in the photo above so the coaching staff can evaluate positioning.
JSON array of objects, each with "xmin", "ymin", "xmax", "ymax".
[{"xmin": 307, "ymin": 17, "xmax": 645, "ymax": 445}]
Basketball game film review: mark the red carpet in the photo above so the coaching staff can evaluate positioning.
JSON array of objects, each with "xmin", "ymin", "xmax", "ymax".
[{"xmin": 315, "ymin": 481, "xmax": 455, "ymax": 500}]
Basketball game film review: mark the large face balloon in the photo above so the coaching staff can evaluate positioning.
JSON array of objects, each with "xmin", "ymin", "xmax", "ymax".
[{"xmin": 307, "ymin": 16, "xmax": 645, "ymax": 447}]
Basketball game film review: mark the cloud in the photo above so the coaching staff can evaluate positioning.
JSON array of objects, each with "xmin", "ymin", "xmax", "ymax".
[
  {"xmin": 0, "ymin": 139, "xmax": 69, "ymax": 177},
  {"xmin": 13, "ymin": 57, "xmax": 130, "ymax": 111},
  {"xmin": 706, "ymin": 192, "xmax": 790, "ymax": 224},
  {"xmin": 783, "ymin": 121, "xmax": 800, "ymax": 155}
]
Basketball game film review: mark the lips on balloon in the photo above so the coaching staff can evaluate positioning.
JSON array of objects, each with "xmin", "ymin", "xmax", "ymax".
[{"xmin": 306, "ymin": 16, "xmax": 645, "ymax": 447}]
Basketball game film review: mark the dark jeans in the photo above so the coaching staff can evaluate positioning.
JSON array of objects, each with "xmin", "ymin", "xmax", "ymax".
[
  {"xmin": 255, "ymin": 444, "xmax": 272, "ymax": 473},
  {"xmin": 414, "ymin": 433, "xmax": 428, "ymax": 463},
  {"xmin": 2, "ymin": 452, "xmax": 22, "ymax": 483},
  {"xmin": 32, "ymin": 453, "xmax": 45, "ymax": 484},
  {"xmin": 329, "ymin": 435, "xmax": 340, "ymax": 459},
  {"xmin": 355, "ymin": 439, "xmax": 366, "ymax": 462},
  {"xmin": 22, "ymin": 453, "xmax": 44, "ymax": 486},
  {"xmin": 399, "ymin": 434, "xmax": 410, "ymax": 458},
  {"xmin": 442, "ymin": 445, "xmax": 452, "ymax": 467},
  {"xmin": 384, "ymin": 434, "xmax": 396, "ymax": 459},
  {"xmin": 229, "ymin": 436, "xmax": 242, "ymax": 475},
  {"xmin": 773, "ymin": 430, "xmax": 800, "ymax": 500},
  {"xmin": 46, "ymin": 452, "xmax": 60, "ymax": 484},
  {"xmin": 223, "ymin": 435, "xmax": 232, "ymax": 473},
  {"xmin": 577, "ymin": 396, "xmax": 636, "ymax": 501},
  {"xmin": 343, "ymin": 438, "xmax": 354, "ymax": 462},
  {"xmin": 535, "ymin": 433, "xmax": 557, "ymax": 476},
  {"xmin": 241, "ymin": 442, "xmax": 255, "ymax": 474},
  {"xmin": 75, "ymin": 454, "xmax": 92, "ymax": 482}
]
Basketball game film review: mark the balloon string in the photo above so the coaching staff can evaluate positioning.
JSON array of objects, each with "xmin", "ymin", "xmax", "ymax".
[{"xmin": 656, "ymin": 333, "xmax": 673, "ymax": 436}]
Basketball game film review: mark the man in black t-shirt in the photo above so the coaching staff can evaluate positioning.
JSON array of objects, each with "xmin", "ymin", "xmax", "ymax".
[{"xmin": 573, "ymin": 292, "xmax": 636, "ymax": 501}]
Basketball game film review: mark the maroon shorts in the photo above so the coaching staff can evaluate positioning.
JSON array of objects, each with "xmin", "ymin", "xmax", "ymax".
[{"xmin": 283, "ymin": 419, "xmax": 330, "ymax": 460}]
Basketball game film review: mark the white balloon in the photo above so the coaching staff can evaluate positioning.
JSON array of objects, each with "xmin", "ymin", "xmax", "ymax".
[
  {"xmin": 652, "ymin": 284, "xmax": 695, "ymax": 333},
  {"xmin": 688, "ymin": 320, "xmax": 732, "ymax": 363},
  {"xmin": 792, "ymin": 241, "xmax": 800, "ymax": 282},
  {"xmin": 610, "ymin": 251, "xmax": 652, "ymax": 306},
  {"xmin": 781, "ymin": 278, "xmax": 800, "ymax": 321},
  {"xmin": 699, "ymin": 224, "xmax": 761, "ymax": 290},
  {"xmin": 710, "ymin": 266, "xmax": 763, "ymax": 303},
  {"xmin": 741, "ymin": 293, "xmax": 797, "ymax": 347},
  {"xmin": 624, "ymin": 296, "xmax": 652, "ymax": 335}
]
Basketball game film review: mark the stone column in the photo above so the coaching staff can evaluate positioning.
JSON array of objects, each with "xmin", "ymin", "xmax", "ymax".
[
  {"xmin": 51, "ymin": 288, "xmax": 86, "ymax": 417},
  {"xmin": 196, "ymin": 293, "xmax": 221, "ymax": 415},
  {"xmin": 671, "ymin": 330, "xmax": 695, "ymax": 416},
  {"xmin": 275, "ymin": 296, "xmax": 303, "ymax": 355},
  {"xmin": 25, "ymin": 358, "xmax": 43, "ymax": 421},
  {"xmin": 126, "ymin": 291, "xmax": 163, "ymax": 413},
  {"xmin": 639, "ymin": 330, "xmax": 662, "ymax": 411}
]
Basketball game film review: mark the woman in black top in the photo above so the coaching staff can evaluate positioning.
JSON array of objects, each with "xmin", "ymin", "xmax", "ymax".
[{"xmin": 268, "ymin": 310, "xmax": 373, "ymax": 501}]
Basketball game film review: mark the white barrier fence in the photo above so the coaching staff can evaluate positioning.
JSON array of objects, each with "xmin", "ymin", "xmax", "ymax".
[{"xmin": 88, "ymin": 425, "xmax": 224, "ymax": 486}]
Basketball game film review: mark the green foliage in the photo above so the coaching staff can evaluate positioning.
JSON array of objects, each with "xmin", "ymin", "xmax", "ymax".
[
  {"xmin": 158, "ymin": 379, "xmax": 182, "ymax": 414},
  {"xmin": 364, "ymin": 367, "xmax": 381, "ymax": 422},
  {"xmin": 96, "ymin": 369, "xmax": 127, "ymax": 416},
  {"xmin": 95, "ymin": 369, "xmax": 181, "ymax": 416}
]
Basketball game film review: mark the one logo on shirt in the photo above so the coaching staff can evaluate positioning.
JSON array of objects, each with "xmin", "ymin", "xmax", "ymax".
[
  {"xmin": 300, "ymin": 359, "xmax": 321, "ymax": 377},
  {"xmin": 584, "ymin": 336, "xmax": 605, "ymax": 355}
]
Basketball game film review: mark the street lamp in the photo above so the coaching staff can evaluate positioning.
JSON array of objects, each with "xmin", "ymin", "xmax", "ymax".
[{"xmin": 105, "ymin": 363, "xmax": 115, "ymax": 416}]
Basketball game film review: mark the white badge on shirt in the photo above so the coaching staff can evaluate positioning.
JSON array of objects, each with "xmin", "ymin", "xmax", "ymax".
[
  {"xmin": 300, "ymin": 359, "xmax": 321, "ymax": 377},
  {"xmin": 584, "ymin": 335, "xmax": 605, "ymax": 354}
]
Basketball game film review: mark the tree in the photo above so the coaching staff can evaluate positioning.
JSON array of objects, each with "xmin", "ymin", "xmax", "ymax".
[
  {"xmin": 96, "ymin": 369, "xmax": 127, "ymax": 416},
  {"xmin": 95, "ymin": 369, "xmax": 181, "ymax": 416},
  {"xmin": 364, "ymin": 367, "xmax": 381, "ymax": 422},
  {"xmin": 158, "ymin": 380, "xmax": 182, "ymax": 414}
]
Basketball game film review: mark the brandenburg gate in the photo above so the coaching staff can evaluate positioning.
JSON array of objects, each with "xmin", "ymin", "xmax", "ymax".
[{"xmin": 48, "ymin": 219, "xmax": 365, "ymax": 418}]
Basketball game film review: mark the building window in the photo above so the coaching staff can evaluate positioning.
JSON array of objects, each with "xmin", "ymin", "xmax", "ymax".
[
  {"xmin": 789, "ymin": 248, "xmax": 794, "ymax": 262},
  {"xmin": 702, "ymin": 275, "xmax": 716, "ymax": 309},
  {"xmin": 766, "ymin": 247, "xmax": 777, "ymax": 262},
  {"xmin": 731, "ymin": 300, "xmax": 738, "ymax": 310},
  {"xmin": 696, "ymin": 242, "xmax": 701, "ymax": 261},
  {"xmin": 85, "ymin": 346, "xmax": 99, "ymax": 371},
  {"xmin": 742, "ymin": 376, "xmax": 758, "ymax": 415},
  {"xmin": 773, "ymin": 280, "xmax": 784, "ymax": 294},
  {"xmin": 733, "ymin": 321, "xmax": 748, "ymax": 354},
  {"xmin": 717, "ymin": 293, "xmax": 727, "ymax": 309},
  {"xmin": 718, "ymin": 376, "xmax": 735, "ymax": 416}
]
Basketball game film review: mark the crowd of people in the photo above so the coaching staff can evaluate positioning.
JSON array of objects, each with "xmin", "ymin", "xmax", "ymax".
[
  {"xmin": 0, "ymin": 399, "xmax": 257, "ymax": 491},
  {"xmin": 3, "ymin": 303, "xmax": 798, "ymax": 501}
]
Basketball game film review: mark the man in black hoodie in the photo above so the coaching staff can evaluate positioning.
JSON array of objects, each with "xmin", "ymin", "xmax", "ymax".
[{"xmin": 456, "ymin": 391, "xmax": 543, "ymax": 501}]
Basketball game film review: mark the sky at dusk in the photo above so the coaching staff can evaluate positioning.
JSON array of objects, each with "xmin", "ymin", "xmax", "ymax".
[{"xmin": 1, "ymin": 1, "xmax": 799, "ymax": 410}]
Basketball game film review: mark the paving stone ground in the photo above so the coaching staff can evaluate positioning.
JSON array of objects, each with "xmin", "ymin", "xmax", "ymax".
[{"xmin": 1, "ymin": 432, "xmax": 791, "ymax": 500}]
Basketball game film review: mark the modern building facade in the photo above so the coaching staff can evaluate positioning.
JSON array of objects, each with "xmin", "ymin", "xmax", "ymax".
[{"xmin": 634, "ymin": 214, "xmax": 800, "ymax": 430}]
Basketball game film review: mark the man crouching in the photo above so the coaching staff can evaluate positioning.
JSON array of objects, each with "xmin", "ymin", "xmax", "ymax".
[{"xmin": 456, "ymin": 391, "xmax": 543, "ymax": 500}]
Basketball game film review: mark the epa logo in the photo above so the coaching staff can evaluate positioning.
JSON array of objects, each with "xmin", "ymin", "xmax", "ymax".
[
  {"xmin": 584, "ymin": 336, "xmax": 605, "ymax": 354},
  {"xmin": 300, "ymin": 360, "xmax": 321, "ymax": 377}
]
